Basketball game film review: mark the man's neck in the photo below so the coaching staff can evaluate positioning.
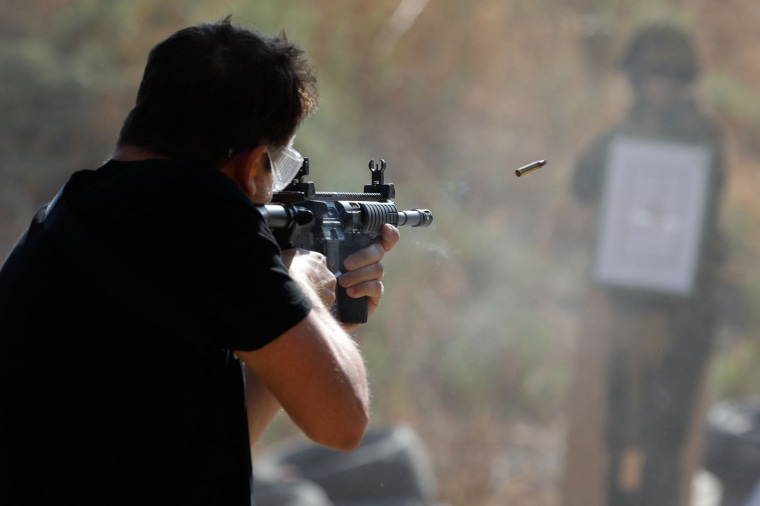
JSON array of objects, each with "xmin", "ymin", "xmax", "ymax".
[{"xmin": 110, "ymin": 144, "xmax": 170, "ymax": 162}]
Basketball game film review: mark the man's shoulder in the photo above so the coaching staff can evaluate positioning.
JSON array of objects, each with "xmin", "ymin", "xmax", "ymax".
[{"xmin": 66, "ymin": 158, "xmax": 252, "ymax": 218}]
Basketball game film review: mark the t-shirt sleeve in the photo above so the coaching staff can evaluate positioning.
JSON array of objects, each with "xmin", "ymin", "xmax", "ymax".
[{"xmin": 209, "ymin": 208, "xmax": 312, "ymax": 352}]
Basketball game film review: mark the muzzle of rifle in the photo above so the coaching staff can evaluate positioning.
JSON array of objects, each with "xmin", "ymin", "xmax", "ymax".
[{"xmin": 398, "ymin": 209, "xmax": 433, "ymax": 227}]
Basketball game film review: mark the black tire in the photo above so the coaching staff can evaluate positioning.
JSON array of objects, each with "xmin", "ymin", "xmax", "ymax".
[
  {"xmin": 704, "ymin": 398, "xmax": 760, "ymax": 506},
  {"xmin": 256, "ymin": 424, "xmax": 437, "ymax": 505},
  {"xmin": 253, "ymin": 475, "xmax": 334, "ymax": 506}
]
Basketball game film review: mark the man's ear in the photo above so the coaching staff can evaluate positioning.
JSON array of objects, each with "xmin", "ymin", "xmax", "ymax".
[{"xmin": 220, "ymin": 145, "xmax": 268, "ymax": 198}]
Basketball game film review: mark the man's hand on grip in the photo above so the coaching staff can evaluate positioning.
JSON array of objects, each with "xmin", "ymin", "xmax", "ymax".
[{"xmin": 339, "ymin": 224, "xmax": 400, "ymax": 329}]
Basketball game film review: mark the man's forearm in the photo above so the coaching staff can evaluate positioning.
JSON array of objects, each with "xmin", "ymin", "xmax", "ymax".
[{"xmin": 300, "ymin": 281, "xmax": 370, "ymax": 407}]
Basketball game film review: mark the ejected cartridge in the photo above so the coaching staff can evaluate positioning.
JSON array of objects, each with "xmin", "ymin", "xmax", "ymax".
[{"xmin": 515, "ymin": 160, "xmax": 547, "ymax": 177}]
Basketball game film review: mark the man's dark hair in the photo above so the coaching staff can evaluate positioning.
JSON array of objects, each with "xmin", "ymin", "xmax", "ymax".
[{"xmin": 117, "ymin": 16, "xmax": 318, "ymax": 164}]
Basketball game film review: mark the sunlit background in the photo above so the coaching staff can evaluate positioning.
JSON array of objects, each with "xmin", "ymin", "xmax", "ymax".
[{"xmin": 3, "ymin": 1, "xmax": 760, "ymax": 505}]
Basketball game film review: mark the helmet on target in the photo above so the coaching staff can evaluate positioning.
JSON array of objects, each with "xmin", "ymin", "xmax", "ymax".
[{"xmin": 621, "ymin": 24, "xmax": 700, "ymax": 84}]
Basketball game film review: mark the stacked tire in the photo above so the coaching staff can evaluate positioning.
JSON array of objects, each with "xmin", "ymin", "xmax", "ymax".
[
  {"xmin": 253, "ymin": 425, "xmax": 437, "ymax": 506},
  {"xmin": 704, "ymin": 398, "xmax": 760, "ymax": 506}
]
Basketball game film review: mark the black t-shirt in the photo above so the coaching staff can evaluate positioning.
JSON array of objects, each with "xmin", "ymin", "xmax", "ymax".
[{"xmin": 0, "ymin": 159, "xmax": 312, "ymax": 505}]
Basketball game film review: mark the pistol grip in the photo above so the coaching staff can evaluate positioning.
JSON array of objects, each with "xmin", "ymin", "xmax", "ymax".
[
  {"xmin": 331, "ymin": 235, "xmax": 372, "ymax": 324},
  {"xmin": 335, "ymin": 284, "xmax": 369, "ymax": 324}
]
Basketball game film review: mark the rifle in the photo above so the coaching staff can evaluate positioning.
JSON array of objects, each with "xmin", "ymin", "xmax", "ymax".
[{"xmin": 264, "ymin": 158, "xmax": 433, "ymax": 324}]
